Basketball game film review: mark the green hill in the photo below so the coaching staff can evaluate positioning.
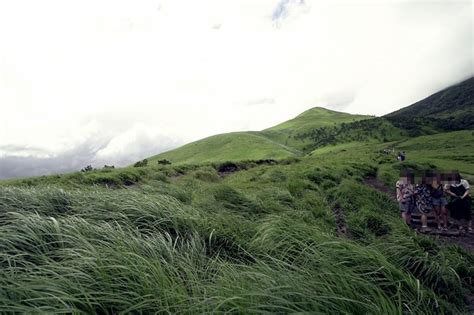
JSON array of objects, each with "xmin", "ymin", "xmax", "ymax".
[
  {"xmin": 149, "ymin": 79, "xmax": 474, "ymax": 165},
  {"xmin": 261, "ymin": 107, "xmax": 371, "ymax": 151},
  {"xmin": 386, "ymin": 77, "xmax": 474, "ymax": 134},
  {"xmin": 265, "ymin": 107, "xmax": 370, "ymax": 132},
  {"xmin": 149, "ymin": 107, "xmax": 370, "ymax": 164},
  {"xmin": 149, "ymin": 132, "xmax": 300, "ymax": 164}
]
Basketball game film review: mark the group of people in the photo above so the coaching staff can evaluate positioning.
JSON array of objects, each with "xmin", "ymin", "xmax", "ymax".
[{"xmin": 396, "ymin": 170, "xmax": 472, "ymax": 232}]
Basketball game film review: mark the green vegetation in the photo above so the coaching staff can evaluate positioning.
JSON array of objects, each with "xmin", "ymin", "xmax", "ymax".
[
  {"xmin": 2, "ymin": 130, "xmax": 474, "ymax": 313},
  {"xmin": 265, "ymin": 107, "xmax": 369, "ymax": 132},
  {"xmin": 1, "ymin": 80, "xmax": 474, "ymax": 313},
  {"xmin": 150, "ymin": 108, "xmax": 371, "ymax": 164},
  {"xmin": 386, "ymin": 77, "xmax": 474, "ymax": 134},
  {"xmin": 149, "ymin": 132, "xmax": 299, "ymax": 165},
  {"xmin": 261, "ymin": 107, "xmax": 371, "ymax": 151}
]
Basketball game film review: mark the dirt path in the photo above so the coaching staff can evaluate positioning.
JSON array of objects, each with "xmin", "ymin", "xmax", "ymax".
[
  {"xmin": 363, "ymin": 176, "xmax": 397, "ymax": 200},
  {"xmin": 332, "ymin": 202, "xmax": 349, "ymax": 237}
]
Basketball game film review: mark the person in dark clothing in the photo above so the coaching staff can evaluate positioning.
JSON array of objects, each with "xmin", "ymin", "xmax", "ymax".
[
  {"xmin": 430, "ymin": 172, "xmax": 448, "ymax": 230},
  {"xmin": 445, "ymin": 172, "xmax": 472, "ymax": 232}
]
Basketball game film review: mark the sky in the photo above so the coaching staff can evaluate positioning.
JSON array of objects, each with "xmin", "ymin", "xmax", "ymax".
[{"xmin": 0, "ymin": 0, "xmax": 472, "ymax": 179}]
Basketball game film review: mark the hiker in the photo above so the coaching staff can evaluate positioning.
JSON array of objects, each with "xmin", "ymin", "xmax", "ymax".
[
  {"xmin": 430, "ymin": 172, "xmax": 448, "ymax": 230},
  {"xmin": 414, "ymin": 173, "xmax": 433, "ymax": 232},
  {"xmin": 396, "ymin": 170, "xmax": 415, "ymax": 225},
  {"xmin": 397, "ymin": 151, "xmax": 406, "ymax": 161},
  {"xmin": 445, "ymin": 172, "xmax": 472, "ymax": 233}
]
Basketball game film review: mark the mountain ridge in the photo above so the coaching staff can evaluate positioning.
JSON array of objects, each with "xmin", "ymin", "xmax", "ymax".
[
  {"xmin": 385, "ymin": 77, "xmax": 474, "ymax": 134},
  {"xmin": 148, "ymin": 107, "xmax": 369, "ymax": 164},
  {"xmin": 147, "ymin": 77, "xmax": 474, "ymax": 165}
]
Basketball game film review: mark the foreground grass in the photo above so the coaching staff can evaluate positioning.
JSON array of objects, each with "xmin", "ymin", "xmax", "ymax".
[{"xmin": 1, "ymin": 186, "xmax": 469, "ymax": 314}]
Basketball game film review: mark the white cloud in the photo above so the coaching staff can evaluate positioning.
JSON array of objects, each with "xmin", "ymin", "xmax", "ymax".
[
  {"xmin": 0, "ymin": 0, "xmax": 472, "ymax": 177},
  {"xmin": 94, "ymin": 123, "xmax": 182, "ymax": 162}
]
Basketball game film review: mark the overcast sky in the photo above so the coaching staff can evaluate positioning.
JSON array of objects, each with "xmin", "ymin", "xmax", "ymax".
[{"xmin": 0, "ymin": 0, "xmax": 472, "ymax": 179}]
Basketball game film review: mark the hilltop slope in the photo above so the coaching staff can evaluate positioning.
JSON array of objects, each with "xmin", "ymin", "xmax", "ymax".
[
  {"xmin": 149, "ymin": 108, "xmax": 370, "ymax": 164},
  {"xmin": 148, "ymin": 78, "xmax": 474, "ymax": 166},
  {"xmin": 385, "ymin": 77, "xmax": 474, "ymax": 133},
  {"xmin": 148, "ymin": 132, "xmax": 299, "ymax": 165},
  {"xmin": 265, "ymin": 107, "xmax": 369, "ymax": 132}
]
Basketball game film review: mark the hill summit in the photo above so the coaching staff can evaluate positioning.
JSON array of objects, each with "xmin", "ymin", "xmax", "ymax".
[
  {"xmin": 149, "ymin": 107, "xmax": 370, "ymax": 164},
  {"xmin": 149, "ymin": 77, "xmax": 474, "ymax": 165}
]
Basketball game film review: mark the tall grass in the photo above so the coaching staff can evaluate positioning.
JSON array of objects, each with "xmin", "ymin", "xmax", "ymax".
[
  {"xmin": 1, "ymin": 143, "xmax": 473, "ymax": 313},
  {"xmin": 0, "ymin": 209, "xmax": 446, "ymax": 314}
]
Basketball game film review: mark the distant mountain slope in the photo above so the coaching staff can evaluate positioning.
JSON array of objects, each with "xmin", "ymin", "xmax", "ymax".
[
  {"xmin": 266, "ymin": 107, "xmax": 369, "ymax": 132},
  {"xmin": 385, "ymin": 77, "xmax": 474, "ymax": 133},
  {"xmin": 261, "ymin": 107, "xmax": 371, "ymax": 151},
  {"xmin": 146, "ymin": 79, "xmax": 474, "ymax": 165},
  {"xmin": 291, "ymin": 117, "xmax": 406, "ymax": 152},
  {"xmin": 148, "ymin": 108, "xmax": 369, "ymax": 164}
]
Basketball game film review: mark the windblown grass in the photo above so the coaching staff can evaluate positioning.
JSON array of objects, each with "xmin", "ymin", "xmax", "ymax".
[{"xmin": 1, "ymin": 129, "xmax": 473, "ymax": 313}]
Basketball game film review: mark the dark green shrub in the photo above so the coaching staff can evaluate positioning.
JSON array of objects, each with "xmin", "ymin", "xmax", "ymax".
[
  {"xmin": 157, "ymin": 159, "xmax": 172, "ymax": 165},
  {"xmin": 134, "ymin": 159, "xmax": 148, "ymax": 167},
  {"xmin": 117, "ymin": 169, "xmax": 142, "ymax": 185},
  {"xmin": 81, "ymin": 165, "xmax": 94, "ymax": 172},
  {"xmin": 216, "ymin": 161, "xmax": 240, "ymax": 173}
]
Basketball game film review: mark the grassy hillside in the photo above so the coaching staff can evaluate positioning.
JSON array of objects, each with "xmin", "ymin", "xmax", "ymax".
[
  {"xmin": 2, "ymin": 89, "xmax": 474, "ymax": 313},
  {"xmin": 149, "ymin": 79, "xmax": 474, "ymax": 167},
  {"xmin": 261, "ymin": 107, "xmax": 371, "ymax": 151},
  {"xmin": 290, "ymin": 117, "xmax": 407, "ymax": 152},
  {"xmin": 150, "ymin": 108, "xmax": 371, "ymax": 164},
  {"xmin": 386, "ymin": 77, "xmax": 474, "ymax": 134},
  {"xmin": 149, "ymin": 132, "xmax": 300, "ymax": 164},
  {"xmin": 265, "ymin": 107, "xmax": 370, "ymax": 132},
  {"xmin": 394, "ymin": 130, "xmax": 474, "ymax": 179},
  {"xmin": 1, "ymin": 130, "xmax": 474, "ymax": 313}
]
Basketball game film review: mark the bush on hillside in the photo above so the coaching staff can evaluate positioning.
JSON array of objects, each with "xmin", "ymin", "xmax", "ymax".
[
  {"xmin": 157, "ymin": 159, "xmax": 172, "ymax": 165},
  {"xmin": 81, "ymin": 165, "xmax": 94, "ymax": 172},
  {"xmin": 215, "ymin": 161, "xmax": 241, "ymax": 173},
  {"xmin": 134, "ymin": 159, "xmax": 148, "ymax": 167}
]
